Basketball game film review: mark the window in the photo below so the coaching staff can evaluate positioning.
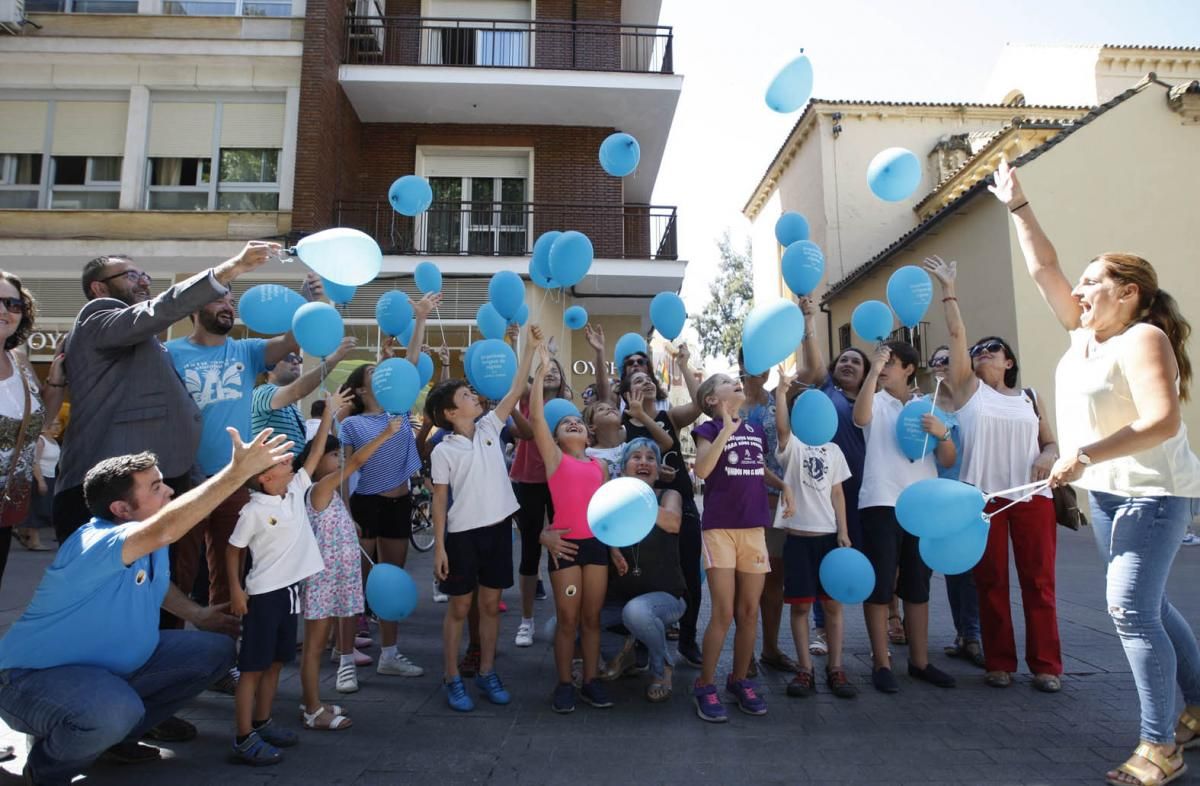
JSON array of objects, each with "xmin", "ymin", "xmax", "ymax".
[
  {"xmin": 837, "ymin": 323, "xmax": 851, "ymax": 353},
  {"xmin": 145, "ymin": 149, "xmax": 278, "ymax": 211},
  {"xmin": 0, "ymin": 154, "xmax": 42, "ymax": 209},
  {"xmin": 48, "ymin": 156, "xmax": 121, "ymax": 209},
  {"xmin": 423, "ymin": 0, "xmax": 532, "ymax": 67},
  {"xmin": 425, "ymin": 176, "xmax": 526, "ymax": 255},
  {"xmin": 163, "ymin": 0, "xmax": 291, "ymax": 15},
  {"xmin": 146, "ymin": 157, "xmax": 211, "ymax": 210},
  {"xmin": 25, "ymin": 0, "xmax": 137, "ymax": 11}
]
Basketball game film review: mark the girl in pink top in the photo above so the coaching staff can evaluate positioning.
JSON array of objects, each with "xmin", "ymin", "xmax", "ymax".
[{"xmin": 530, "ymin": 344, "xmax": 610, "ymax": 714}]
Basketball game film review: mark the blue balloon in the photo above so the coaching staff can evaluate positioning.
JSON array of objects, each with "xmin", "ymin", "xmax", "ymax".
[
  {"xmin": 587, "ymin": 477, "xmax": 658, "ymax": 547},
  {"xmin": 920, "ymin": 518, "xmax": 990, "ymax": 575},
  {"xmin": 775, "ymin": 211, "xmax": 810, "ymax": 246},
  {"xmin": 851, "ymin": 300, "xmax": 894, "ymax": 343},
  {"xmin": 398, "ymin": 319, "xmax": 414, "ymax": 346},
  {"xmin": 598, "ymin": 132, "xmax": 641, "ymax": 177},
  {"xmin": 416, "ymin": 352, "xmax": 434, "ymax": 388},
  {"xmin": 376, "ymin": 291, "xmax": 413, "ymax": 337},
  {"xmin": 544, "ymin": 397, "xmax": 582, "ymax": 434},
  {"xmin": 741, "ymin": 300, "xmax": 805, "ymax": 375},
  {"xmin": 511, "ymin": 302, "xmax": 529, "ymax": 327},
  {"xmin": 388, "ymin": 175, "xmax": 433, "ymax": 217},
  {"xmin": 464, "ymin": 341, "xmax": 483, "ymax": 391},
  {"xmin": 414, "ymin": 261, "xmax": 442, "ymax": 294},
  {"xmin": 488, "ymin": 270, "xmax": 525, "ymax": 321},
  {"xmin": 781, "ymin": 240, "xmax": 825, "ymax": 297},
  {"xmin": 294, "ymin": 228, "xmax": 381, "ymax": 286},
  {"xmin": 887, "ymin": 265, "xmax": 934, "ymax": 329},
  {"xmin": 321, "ymin": 277, "xmax": 355, "ymax": 306},
  {"xmin": 371, "ymin": 358, "xmax": 420, "ymax": 414},
  {"xmin": 896, "ymin": 399, "xmax": 951, "ymax": 462},
  {"xmin": 291, "ymin": 302, "xmax": 343, "ymax": 358},
  {"xmin": 239, "ymin": 284, "xmax": 304, "ymax": 335},
  {"xmin": 791, "ymin": 389, "xmax": 838, "ymax": 446},
  {"xmin": 365, "ymin": 563, "xmax": 418, "ymax": 621},
  {"xmin": 818, "ymin": 547, "xmax": 874, "ymax": 604},
  {"xmin": 613, "ymin": 332, "xmax": 648, "ymax": 372},
  {"xmin": 530, "ymin": 231, "xmax": 560, "ymax": 289},
  {"xmin": 896, "ymin": 478, "xmax": 986, "ymax": 539},
  {"xmin": 564, "ymin": 305, "xmax": 588, "ymax": 330},
  {"xmin": 469, "ymin": 339, "xmax": 516, "ymax": 401},
  {"xmin": 649, "ymin": 292, "xmax": 687, "ymax": 341},
  {"xmin": 549, "ymin": 231, "xmax": 593, "ymax": 288},
  {"xmin": 867, "ymin": 147, "xmax": 922, "ymax": 202},
  {"xmin": 476, "ymin": 303, "xmax": 507, "ymax": 341},
  {"xmin": 765, "ymin": 54, "xmax": 814, "ymax": 113}
]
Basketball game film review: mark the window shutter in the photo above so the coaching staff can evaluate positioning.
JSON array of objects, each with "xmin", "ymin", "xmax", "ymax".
[
  {"xmin": 0, "ymin": 101, "xmax": 49, "ymax": 154},
  {"xmin": 219, "ymin": 103, "xmax": 285, "ymax": 148},
  {"xmin": 427, "ymin": 0, "xmax": 529, "ymax": 20},
  {"xmin": 422, "ymin": 152, "xmax": 529, "ymax": 179},
  {"xmin": 51, "ymin": 102, "xmax": 129, "ymax": 156},
  {"xmin": 148, "ymin": 103, "xmax": 216, "ymax": 157}
]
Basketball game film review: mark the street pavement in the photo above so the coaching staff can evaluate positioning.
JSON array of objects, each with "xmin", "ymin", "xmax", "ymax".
[{"xmin": 2, "ymin": 521, "xmax": 1199, "ymax": 786}]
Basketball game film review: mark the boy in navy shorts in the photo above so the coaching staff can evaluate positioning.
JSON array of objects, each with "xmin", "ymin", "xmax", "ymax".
[
  {"xmin": 426, "ymin": 325, "xmax": 540, "ymax": 712},
  {"xmin": 227, "ymin": 442, "xmax": 326, "ymax": 764}
]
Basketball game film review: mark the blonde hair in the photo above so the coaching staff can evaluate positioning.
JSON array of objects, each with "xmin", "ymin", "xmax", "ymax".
[{"xmin": 696, "ymin": 373, "xmax": 725, "ymax": 418}]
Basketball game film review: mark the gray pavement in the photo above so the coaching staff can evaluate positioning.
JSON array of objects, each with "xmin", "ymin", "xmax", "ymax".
[{"xmin": 1, "ymin": 523, "xmax": 1199, "ymax": 786}]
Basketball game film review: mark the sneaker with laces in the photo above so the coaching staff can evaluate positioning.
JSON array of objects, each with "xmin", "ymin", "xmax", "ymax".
[
  {"xmin": 459, "ymin": 646, "xmax": 481, "ymax": 677},
  {"xmin": 786, "ymin": 670, "xmax": 816, "ymax": 698},
  {"xmin": 1183, "ymin": 532, "xmax": 1200, "ymax": 546},
  {"xmin": 809, "ymin": 629, "xmax": 829, "ymax": 656},
  {"xmin": 692, "ymin": 681, "xmax": 728, "ymax": 723},
  {"xmin": 475, "ymin": 671, "xmax": 511, "ymax": 705},
  {"xmin": 826, "ymin": 667, "xmax": 858, "ymax": 699},
  {"xmin": 552, "ymin": 682, "xmax": 575, "ymax": 714},
  {"xmin": 335, "ymin": 661, "xmax": 359, "ymax": 694},
  {"xmin": 444, "ymin": 676, "xmax": 475, "ymax": 712},
  {"xmin": 377, "ymin": 652, "xmax": 424, "ymax": 677},
  {"xmin": 726, "ymin": 677, "xmax": 768, "ymax": 715},
  {"xmin": 580, "ymin": 679, "xmax": 613, "ymax": 708},
  {"xmin": 515, "ymin": 621, "xmax": 534, "ymax": 648}
]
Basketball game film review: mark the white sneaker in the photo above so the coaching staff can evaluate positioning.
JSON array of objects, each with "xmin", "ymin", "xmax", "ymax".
[
  {"xmin": 515, "ymin": 621, "xmax": 534, "ymax": 648},
  {"xmin": 433, "ymin": 581, "xmax": 449, "ymax": 603},
  {"xmin": 331, "ymin": 648, "xmax": 373, "ymax": 666},
  {"xmin": 1182, "ymin": 532, "xmax": 1200, "ymax": 547},
  {"xmin": 377, "ymin": 652, "xmax": 424, "ymax": 677},
  {"xmin": 335, "ymin": 661, "xmax": 359, "ymax": 693}
]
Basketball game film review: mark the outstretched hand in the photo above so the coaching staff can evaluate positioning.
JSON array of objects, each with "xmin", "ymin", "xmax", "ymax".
[
  {"xmin": 228, "ymin": 427, "xmax": 294, "ymax": 479},
  {"xmin": 414, "ymin": 292, "xmax": 443, "ymax": 318},
  {"xmin": 987, "ymin": 158, "xmax": 1026, "ymax": 208},
  {"xmin": 584, "ymin": 323, "xmax": 605, "ymax": 353},
  {"xmin": 923, "ymin": 255, "xmax": 957, "ymax": 288}
]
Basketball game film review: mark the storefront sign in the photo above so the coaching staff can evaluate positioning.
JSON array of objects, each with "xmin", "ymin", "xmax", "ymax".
[
  {"xmin": 572, "ymin": 360, "xmax": 618, "ymax": 377},
  {"xmin": 27, "ymin": 330, "xmax": 68, "ymax": 353}
]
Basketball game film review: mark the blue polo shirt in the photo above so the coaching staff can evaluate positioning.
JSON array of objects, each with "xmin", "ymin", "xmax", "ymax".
[{"xmin": 0, "ymin": 519, "xmax": 168, "ymax": 676}]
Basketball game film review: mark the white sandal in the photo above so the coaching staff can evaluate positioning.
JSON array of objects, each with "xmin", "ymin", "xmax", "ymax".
[{"xmin": 302, "ymin": 704, "xmax": 352, "ymax": 731}]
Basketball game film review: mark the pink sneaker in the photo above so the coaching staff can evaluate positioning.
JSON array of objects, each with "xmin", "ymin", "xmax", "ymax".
[
  {"xmin": 354, "ymin": 635, "xmax": 373, "ymax": 649},
  {"xmin": 498, "ymin": 600, "xmax": 508, "ymax": 613}
]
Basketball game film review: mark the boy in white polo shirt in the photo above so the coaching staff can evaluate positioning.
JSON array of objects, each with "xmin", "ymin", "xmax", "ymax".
[
  {"xmin": 226, "ymin": 441, "xmax": 326, "ymax": 765},
  {"xmin": 426, "ymin": 324, "xmax": 541, "ymax": 712}
]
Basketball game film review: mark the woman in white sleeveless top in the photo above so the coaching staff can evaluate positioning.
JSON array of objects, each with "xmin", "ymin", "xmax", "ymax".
[
  {"xmin": 991, "ymin": 159, "xmax": 1200, "ymax": 786},
  {"xmin": 925, "ymin": 257, "xmax": 1063, "ymax": 695}
]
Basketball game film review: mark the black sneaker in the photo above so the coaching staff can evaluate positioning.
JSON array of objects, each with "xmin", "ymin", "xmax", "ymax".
[
  {"xmin": 551, "ymin": 682, "xmax": 575, "ymax": 714},
  {"xmin": 580, "ymin": 679, "xmax": 614, "ymax": 708},
  {"xmin": 908, "ymin": 660, "xmax": 956, "ymax": 688},
  {"xmin": 826, "ymin": 667, "xmax": 858, "ymax": 699},
  {"xmin": 142, "ymin": 715, "xmax": 197, "ymax": 742},
  {"xmin": 101, "ymin": 741, "xmax": 162, "ymax": 765},
  {"xmin": 677, "ymin": 639, "xmax": 703, "ymax": 668},
  {"xmin": 535, "ymin": 580, "xmax": 547, "ymax": 601},
  {"xmin": 786, "ymin": 670, "xmax": 816, "ymax": 698},
  {"xmin": 872, "ymin": 667, "xmax": 900, "ymax": 694}
]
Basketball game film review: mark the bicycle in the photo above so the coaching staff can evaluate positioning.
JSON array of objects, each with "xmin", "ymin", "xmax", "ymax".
[{"xmin": 409, "ymin": 481, "xmax": 435, "ymax": 553}]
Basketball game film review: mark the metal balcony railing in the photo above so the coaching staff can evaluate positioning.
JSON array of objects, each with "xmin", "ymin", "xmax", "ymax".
[
  {"xmin": 343, "ymin": 15, "xmax": 674, "ymax": 74},
  {"xmin": 332, "ymin": 201, "xmax": 678, "ymax": 261}
]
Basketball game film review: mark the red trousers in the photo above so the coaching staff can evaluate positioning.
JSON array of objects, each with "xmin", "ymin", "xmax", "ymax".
[
  {"xmin": 973, "ymin": 494, "xmax": 1062, "ymax": 675},
  {"xmin": 163, "ymin": 487, "xmax": 250, "ymax": 628}
]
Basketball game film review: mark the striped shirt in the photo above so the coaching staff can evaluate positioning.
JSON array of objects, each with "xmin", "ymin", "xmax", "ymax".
[
  {"xmin": 250, "ymin": 384, "xmax": 307, "ymax": 450},
  {"xmin": 339, "ymin": 412, "xmax": 420, "ymax": 495}
]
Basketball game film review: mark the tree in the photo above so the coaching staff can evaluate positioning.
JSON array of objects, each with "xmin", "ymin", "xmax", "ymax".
[{"xmin": 693, "ymin": 231, "xmax": 754, "ymax": 363}]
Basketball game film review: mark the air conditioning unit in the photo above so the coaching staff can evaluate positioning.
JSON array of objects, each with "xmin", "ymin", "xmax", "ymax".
[{"xmin": 0, "ymin": 0, "xmax": 26, "ymax": 35}]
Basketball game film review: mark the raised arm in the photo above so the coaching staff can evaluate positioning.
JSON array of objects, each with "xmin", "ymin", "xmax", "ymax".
[
  {"xmin": 584, "ymin": 324, "xmax": 615, "ymax": 406},
  {"xmin": 693, "ymin": 401, "xmax": 737, "ymax": 480},
  {"xmin": 852, "ymin": 347, "xmax": 888, "ymax": 428},
  {"xmin": 268, "ymin": 337, "xmax": 356, "ymax": 410},
  {"xmin": 774, "ymin": 364, "xmax": 793, "ymax": 449},
  {"xmin": 988, "ymin": 159, "xmax": 1081, "ymax": 330},
  {"xmin": 303, "ymin": 389, "xmax": 349, "ymax": 479},
  {"xmin": 796, "ymin": 296, "xmax": 827, "ymax": 386},
  {"xmin": 626, "ymin": 386, "xmax": 675, "ymax": 452},
  {"xmin": 666, "ymin": 342, "xmax": 702, "ymax": 430},
  {"xmin": 407, "ymin": 293, "xmax": 443, "ymax": 365},
  {"xmin": 529, "ymin": 344, "xmax": 564, "ymax": 476},
  {"xmin": 924, "ymin": 256, "xmax": 978, "ymax": 405},
  {"xmin": 494, "ymin": 324, "xmax": 542, "ymax": 423}
]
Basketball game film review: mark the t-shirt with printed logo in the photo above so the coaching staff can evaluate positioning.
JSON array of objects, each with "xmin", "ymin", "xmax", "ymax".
[
  {"xmin": 692, "ymin": 418, "xmax": 770, "ymax": 530},
  {"xmin": 774, "ymin": 439, "xmax": 852, "ymax": 534}
]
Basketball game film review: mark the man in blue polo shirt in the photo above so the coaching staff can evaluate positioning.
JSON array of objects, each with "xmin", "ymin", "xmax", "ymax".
[{"xmin": 0, "ymin": 427, "xmax": 294, "ymax": 786}]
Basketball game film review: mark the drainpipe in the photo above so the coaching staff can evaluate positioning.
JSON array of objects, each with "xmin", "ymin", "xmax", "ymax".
[{"xmin": 821, "ymin": 301, "xmax": 834, "ymax": 362}]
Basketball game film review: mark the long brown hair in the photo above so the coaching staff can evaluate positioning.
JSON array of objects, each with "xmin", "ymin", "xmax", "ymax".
[
  {"xmin": 1098, "ymin": 253, "xmax": 1193, "ymax": 401},
  {"xmin": 0, "ymin": 270, "xmax": 36, "ymax": 351}
]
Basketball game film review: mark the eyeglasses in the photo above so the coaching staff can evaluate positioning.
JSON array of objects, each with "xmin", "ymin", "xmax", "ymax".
[
  {"xmin": 624, "ymin": 356, "xmax": 648, "ymax": 368},
  {"xmin": 929, "ymin": 355, "xmax": 950, "ymax": 368},
  {"xmin": 99, "ymin": 269, "xmax": 151, "ymax": 287},
  {"xmin": 282, "ymin": 354, "xmax": 302, "ymax": 365},
  {"xmin": 969, "ymin": 341, "xmax": 1006, "ymax": 358},
  {"xmin": 0, "ymin": 297, "xmax": 24, "ymax": 315}
]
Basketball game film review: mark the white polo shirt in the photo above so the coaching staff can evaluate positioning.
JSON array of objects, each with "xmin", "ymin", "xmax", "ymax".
[
  {"xmin": 431, "ymin": 412, "xmax": 520, "ymax": 533},
  {"xmin": 858, "ymin": 390, "xmax": 938, "ymax": 509},
  {"xmin": 228, "ymin": 470, "xmax": 326, "ymax": 595}
]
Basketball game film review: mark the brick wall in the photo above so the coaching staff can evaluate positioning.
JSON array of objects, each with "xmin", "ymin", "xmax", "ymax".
[{"xmin": 534, "ymin": 0, "xmax": 622, "ymax": 70}]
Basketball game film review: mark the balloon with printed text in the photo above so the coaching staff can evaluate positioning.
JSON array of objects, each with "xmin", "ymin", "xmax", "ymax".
[
  {"xmin": 887, "ymin": 265, "xmax": 934, "ymax": 329},
  {"xmin": 895, "ymin": 398, "xmax": 952, "ymax": 462},
  {"xmin": 376, "ymin": 291, "xmax": 413, "ymax": 337},
  {"xmin": 781, "ymin": 240, "xmax": 825, "ymax": 297},
  {"xmin": 372, "ymin": 358, "xmax": 420, "ymax": 414},
  {"xmin": 469, "ymin": 338, "xmax": 517, "ymax": 400}
]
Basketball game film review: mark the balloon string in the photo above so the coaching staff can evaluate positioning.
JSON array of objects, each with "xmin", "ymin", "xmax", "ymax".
[
  {"xmin": 985, "ymin": 478, "xmax": 1050, "ymax": 501},
  {"xmin": 920, "ymin": 376, "xmax": 944, "ymax": 461},
  {"xmin": 359, "ymin": 544, "xmax": 376, "ymax": 567},
  {"xmin": 433, "ymin": 305, "xmax": 448, "ymax": 354},
  {"xmin": 984, "ymin": 480, "xmax": 1050, "ymax": 519}
]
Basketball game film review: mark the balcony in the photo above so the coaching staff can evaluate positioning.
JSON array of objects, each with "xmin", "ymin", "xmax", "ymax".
[
  {"xmin": 344, "ymin": 16, "xmax": 673, "ymax": 74},
  {"xmin": 333, "ymin": 200, "xmax": 677, "ymax": 261}
]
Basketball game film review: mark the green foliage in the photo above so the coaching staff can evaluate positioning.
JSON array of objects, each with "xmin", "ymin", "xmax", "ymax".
[{"xmin": 693, "ymin": 232, "xmax": 754, "ymax": 364}]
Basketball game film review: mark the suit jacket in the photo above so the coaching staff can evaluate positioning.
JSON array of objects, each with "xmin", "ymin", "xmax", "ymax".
[{"xmin": 57, "ymin": 270, "xmax": 227, "ymax": 491}]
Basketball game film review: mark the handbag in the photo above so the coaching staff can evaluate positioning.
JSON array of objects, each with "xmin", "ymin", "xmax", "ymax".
[
  {"xmin": 0, "ymin": 357, "xmax": 34, "ymax": 528},
  {"xmin": 1024, "ymin": 387, "xmax": 1088, "ymax": 530}
]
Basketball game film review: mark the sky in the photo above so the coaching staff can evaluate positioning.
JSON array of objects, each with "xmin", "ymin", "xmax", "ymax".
[{"xmin": 653, "ymin": 0, "xmax": 1200, "ymax": 312}]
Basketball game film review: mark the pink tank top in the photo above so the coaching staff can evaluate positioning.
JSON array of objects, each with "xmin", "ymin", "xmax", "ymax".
[{"xmin": 547, "ymin": 452, "xmax": 604, "ymax": 540}]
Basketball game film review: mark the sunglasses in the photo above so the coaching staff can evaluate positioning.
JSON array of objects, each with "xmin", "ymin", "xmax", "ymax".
[
  {"xmin": 929, "ymin": 355, "xmax": 950, "ymax": 368},
  {"xmin": 969, "ymin": 341, "xmax": 1006, "ymax": 358},
  {"xmin": 0, "ymin": 296, "xmax": 24, "ymax": 315},
  {"xmin": 624, "ymin": 356, "xmax": 648, "ymax": 368},
  {"xmin": 282, "ymin": 354, "xmax": 302, "ymax": 364},
  {"xmin": 99, "ymin": 269, "xmax": 151, "ymax": 287}
]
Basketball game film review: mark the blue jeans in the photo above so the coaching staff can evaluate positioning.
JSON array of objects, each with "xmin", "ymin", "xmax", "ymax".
[
  {"xmin": 621, "ymin": 592, "xmax": 687, "ymax": 678},
  {"xmin": 945, "ymin": 571, "xmax": 982, "ymax": 642},
  {"xmin": 1091, "ymin": 491, "xmax": 1200, "ymax": 744},
  {"xmin": 0, "ymin": 630, "xmax": 235, "ymax": 786}
]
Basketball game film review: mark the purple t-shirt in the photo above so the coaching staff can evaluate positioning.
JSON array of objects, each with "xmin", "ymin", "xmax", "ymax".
[{"xmin": 693, "ymin": 419, "xmax": 771, "ymax": 530}]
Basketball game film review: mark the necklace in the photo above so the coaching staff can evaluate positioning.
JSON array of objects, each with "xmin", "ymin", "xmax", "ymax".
[{"xmin": 630, "ymin": 543, "xmax": 642, "ymax": 578}]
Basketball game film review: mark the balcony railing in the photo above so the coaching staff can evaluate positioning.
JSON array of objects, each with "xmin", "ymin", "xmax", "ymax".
[
  {"xmin": 332, "ymin": 201, "xmax": 678, "ymax": 261},
  {"xmin": 343, "ymin": 16, "xmax": 674, "ymax": 74}
]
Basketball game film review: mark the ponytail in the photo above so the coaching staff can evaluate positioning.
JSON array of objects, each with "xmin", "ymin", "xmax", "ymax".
[{"xmin": 1142, "ymin": 288, "xmax": 1193, "ymax": 401}]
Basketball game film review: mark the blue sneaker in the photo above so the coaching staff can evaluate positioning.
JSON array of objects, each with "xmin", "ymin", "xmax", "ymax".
[
  {"xmin": 475, "ymin": 671, "xmax": 511, "ymax": 705},
  {"xmin": 725, "ymin": 676, "xmax": 767, "ymax": 715},
  {"xmin": 231, "ymin": 731, "xmax": 282, "ymax": 766},
  {"xmin": 444, "ymin": 676, "xmax": 475, "ymax": 712},
  {"xmin": 253, "ymin": 718, "xmax": 298, "ymax": 747},
  {"xmin": 580, "ymin": 679, "xmax": 614, "ymax": 708},
  {"xmin": 692, "ymin": 681, "xmax": 728, "ymax": 723},
  {"xmin": 551, "ymin": 682, "xmax": 575, "ymax": 714}
]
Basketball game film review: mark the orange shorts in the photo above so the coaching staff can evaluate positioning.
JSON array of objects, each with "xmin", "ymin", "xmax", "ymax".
[{"xmin": 701, "ymin": 527, "xmax": 770, "ymax": 574}]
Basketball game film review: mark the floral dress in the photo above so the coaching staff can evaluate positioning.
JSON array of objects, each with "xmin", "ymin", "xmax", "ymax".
[
  {"xmin": 0, "ymin": 358, "xmax": 45, "ymax": 523},
  {"xmin": 302, "ymin": 490, "xmax": 364, "ymax": 620}
]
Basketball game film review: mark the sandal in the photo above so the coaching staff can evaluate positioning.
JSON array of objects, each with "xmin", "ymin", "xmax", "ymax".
[
  {"xmin": 646, "ymin": 669, "xmax": 672, "ymax": 703},
  {"xmin": 887, "ymin": 614, "xmax": 907, "ymax": 645},
  {"xmin": 302, "ymin": 704, "xmax": 352, "ymax": 731},
  {"xmin": 985, "ymin": 671, "xmax": 1012, "ymax": 688},
  {"xmin": 1032, "ymin": 673, "xmax": 1062, "ymax": 693},
  {"xmin": 1177, "ymin": 708, "xmax": 1200, "ymax": 749},
  {"xmin": 759, "ymin": 650, "xmax": 802, "ymax": 674},
  {"xmin": 1106, "ymin": 743, "xmax": 1187, "ymax": 786}
]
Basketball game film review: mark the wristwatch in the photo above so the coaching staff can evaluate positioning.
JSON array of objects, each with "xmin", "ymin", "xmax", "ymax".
[{"xmin": 1076, "ymin": 449, "xmax": 1093, "ymax": 466}]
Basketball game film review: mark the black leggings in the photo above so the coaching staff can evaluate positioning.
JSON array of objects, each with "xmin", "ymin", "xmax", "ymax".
[
  {"xmin": 677, "ymin": 506, "xmax": 702, "ymax": 644},
  {"xmin": 514, "ymin": 481, "xmax": 554, "ymax": 577},
  {"xmin": 0, "ymin": 526, "xmax": 11, "ymax": 591}
]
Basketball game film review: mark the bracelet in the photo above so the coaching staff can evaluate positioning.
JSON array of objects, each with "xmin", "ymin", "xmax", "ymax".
[
  {"xmin": 941, "ymin": 296, "xmax": 957, "ymax": 303},
  {"xmin": 47, "ymin": 382, "xmax": 66, "ymax": 388},
  {"xmin": 940, "ymin": 430, "xmax": 952, "ymax": 442},
  {"xmin": 1009, "ymin": 201, "xmax": 1029, "ymax": 213}
]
